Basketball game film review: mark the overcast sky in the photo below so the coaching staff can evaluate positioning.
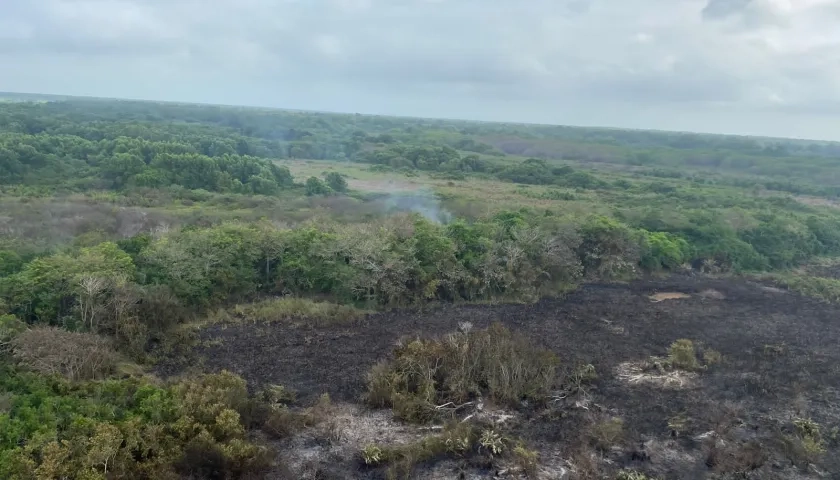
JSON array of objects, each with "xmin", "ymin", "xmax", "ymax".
[{"xmin": 2, "ymin": 0, "xmax": 839, "ymax": 140}]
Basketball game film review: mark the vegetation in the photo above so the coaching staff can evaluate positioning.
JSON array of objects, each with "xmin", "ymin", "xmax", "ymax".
[
  {"xmin": 0, "ymin": 368, "xmax": 273, "ymax": 479},
  {"xmin": 225, "ymin": 297, "xmax": 367, "ymax": 327},
  {"xmin": 2, "ymin": 94, "xmax": 840, "ymax": 478},
  {"xmin": 667, "ymin": 339, "xmax": 700, "ymax": 371},
  {"xmin": 365, "ymin": 323, "xmax": 558, "ymax": 423}
]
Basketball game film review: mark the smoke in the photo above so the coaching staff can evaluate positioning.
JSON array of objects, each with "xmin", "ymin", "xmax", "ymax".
[{"xmin": 379, "ymin": 189, "xmax": 452, "ymax": 224}]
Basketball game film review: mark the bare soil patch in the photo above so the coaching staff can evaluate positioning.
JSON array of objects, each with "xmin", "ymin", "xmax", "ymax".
[
  {"xmin": 162, "ymin": 276, "xmax": 840, "ymax": 479},
  {"xmin": 648, "ymin": 292, "xmax": 691, "ymax": 302}
]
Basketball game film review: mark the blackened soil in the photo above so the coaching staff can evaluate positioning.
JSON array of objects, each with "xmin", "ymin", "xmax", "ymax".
[{"xmin": 165, "ymin": 276, "xmax": 840, "ymax": 479}]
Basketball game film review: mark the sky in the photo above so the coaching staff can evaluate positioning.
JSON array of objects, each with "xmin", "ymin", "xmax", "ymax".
[{"xmin": 1, "ymin": 0, "xmax": 839, "ymax": 140}]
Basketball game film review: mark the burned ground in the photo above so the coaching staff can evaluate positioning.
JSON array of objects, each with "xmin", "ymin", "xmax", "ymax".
[{"xmin": 166, "ymin": 276, "xmax": 840, "ymax": 479}]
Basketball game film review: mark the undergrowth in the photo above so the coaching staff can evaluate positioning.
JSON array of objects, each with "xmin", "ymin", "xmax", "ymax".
[
  {"xmin": 220, "ymin": 297, "xmax": 368, "ymax": 326},
  {"xmin": 362, "ymin": 421, "xmax": 537, "ymax": 480}
]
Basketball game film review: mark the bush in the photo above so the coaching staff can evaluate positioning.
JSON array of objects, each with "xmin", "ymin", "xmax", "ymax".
[
  {"xmin": 324, "ymin": 172, "xmax": 348, "ymax": 192},
  {"xmin": 793, "ymin": 418, "xmax": 825, "ymax": 459},
  {"xmin": 0, "ymin": 370, "xmax": 272, "ymax": 480},
  {"xmin": 11, "ymin": 327, "xmax": 119, "ymax": 381},
  {"xmin": 667, "ymin": 339, "xmax": 699, "ymax": 371},
  {"xmin": 590, "ymin": 418, "xmax": 625, "ymax": 451},
  {"xmin": 304, "ymin": 176, "xmax": 332, "ymax": 196},
  {"xmin": 365, "ymin": 323, "xmax": 559, "ymax": 423},
  {"xmin": 578, "ymin": 216, "xmax": 640, "ymax": 278},
  {"xmin": 638, "ymin": 231, "xmax": 690, "ymax": 271}
]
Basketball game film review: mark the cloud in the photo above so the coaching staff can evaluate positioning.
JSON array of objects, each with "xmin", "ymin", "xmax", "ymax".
[
  {"xmin": 702, "ymin": 0, "xmax": 754, "ymax": 20},
  {"xmin": 1, "ymin": 0, "xmax": 839, "ymax": 139}
]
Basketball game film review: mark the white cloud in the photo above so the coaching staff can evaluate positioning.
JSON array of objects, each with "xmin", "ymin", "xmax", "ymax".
[{"xmin": 0, "ymin": 0, "xmax": 838, "ymax": 139}]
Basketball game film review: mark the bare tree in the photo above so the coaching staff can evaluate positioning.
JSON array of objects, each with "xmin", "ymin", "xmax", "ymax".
[{"xmin": 77, "ymin": 275, "xmax": 110, "ymax": 331}]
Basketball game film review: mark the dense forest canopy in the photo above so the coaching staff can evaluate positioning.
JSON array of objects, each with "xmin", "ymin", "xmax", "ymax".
[{"xmin": 2, "ymin": 94, "xmax": 840, "ymax": 479}]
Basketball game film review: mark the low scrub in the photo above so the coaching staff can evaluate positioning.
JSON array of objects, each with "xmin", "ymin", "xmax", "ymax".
[
  {"xmin": 229, "ymin": 297, "xmax": 367, "ymax": 326},
  {"xmin": 366, "ymin": 322, "xmax": 559, "ymax": 423}
]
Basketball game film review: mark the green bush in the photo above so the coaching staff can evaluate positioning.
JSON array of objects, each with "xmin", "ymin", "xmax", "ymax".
[
  {"xmin": 304, "ymin": 176, "xmax": 333, "ymax": 196},
  {"xmin": 668, "ymin": 339, "xmax": 699, "ymax": 370},
  {"xmin": 638, "ymin": 231, "xmax": 691, "ymax": 271},
  {"xmin": 0, "ymin": 369, "xmax": 271, "ymax": 480}
]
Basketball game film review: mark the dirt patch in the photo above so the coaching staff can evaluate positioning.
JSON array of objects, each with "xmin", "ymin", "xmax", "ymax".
[
  {"xmin": 649, "ymin": 292, "xmax": 691, "ymax": 302},
  {"xmin": 759, "ymin": 285, "xmax": 788, "ymax": 294},
  {"xmin": 162, "ymin": 277, "xmax": 840, "ymax": 479},
  {"xmin": 698, "ymin": 289, "xmax": 726, "ymax": 300}
]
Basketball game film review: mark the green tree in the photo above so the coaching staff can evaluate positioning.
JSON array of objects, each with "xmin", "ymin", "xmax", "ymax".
[
  {"xmin": 305, "ymin": 176, "xmax": 332, "ymax": 196},
  {"xmin": 324, "ymin": 172, "xmax": 348, "ymax": 193}
]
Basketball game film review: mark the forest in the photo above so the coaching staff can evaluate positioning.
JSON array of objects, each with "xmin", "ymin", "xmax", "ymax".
[{"xmin": 2, "ymin": 94, "xmax": 840, "ymax": 479}]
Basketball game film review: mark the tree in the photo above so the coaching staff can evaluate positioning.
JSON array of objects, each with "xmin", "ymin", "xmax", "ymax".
[{"xmin": 305, "ymin": 176, "xmax": 332, "ymax": 196}]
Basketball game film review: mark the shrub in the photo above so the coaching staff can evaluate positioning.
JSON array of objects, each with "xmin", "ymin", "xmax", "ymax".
[
  {"xmin": 11, "ymin": 327, "xmax": 119, "ymax": 381},
  {"xmin": 512, "ymin": 444, "xmax": 540, "ymax": 477},
  {"xmin": 590, "ymin": 418, "xmax": 625, "ymax": 451},
  {"xmin": 703, "ymin": 348, "xmax": 723, "ymax": 366},
  {"xmin": 578, "ymin": 216, "xmax": 640, "ymax": 279},
  {"xmin": 362, "ymin": 445, "xmax": 383, "ymax": 465},
  {"xmin": 793, "ymin": 418, "xmax": 825, "ymax": 459},
  {"xmin": 305, "ymin": 176, "xmax": 332, "ymax": 196},
  {"xmin": 668, "ymin": 339, "xmax": 699, "ymax": 371},
  {"xmin": 638, "ymin": 231, "xmax": 691, "ymax": 271},
  {"xmin": 365, "ymin": 323, "xmax": 559, "ymax": 423}
]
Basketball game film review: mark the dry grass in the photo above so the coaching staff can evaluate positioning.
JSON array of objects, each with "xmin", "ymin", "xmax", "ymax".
[
  {"xmin": 615, "ymin": 361, "xmax": 698, "ymax": 389},
  {"xmin": 262, "ymin": 393, "xmax": 335, "ymax": 440},
  {"xmin": 705, "ymin": 439, "xmax": 767, "ymax": 475}
]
